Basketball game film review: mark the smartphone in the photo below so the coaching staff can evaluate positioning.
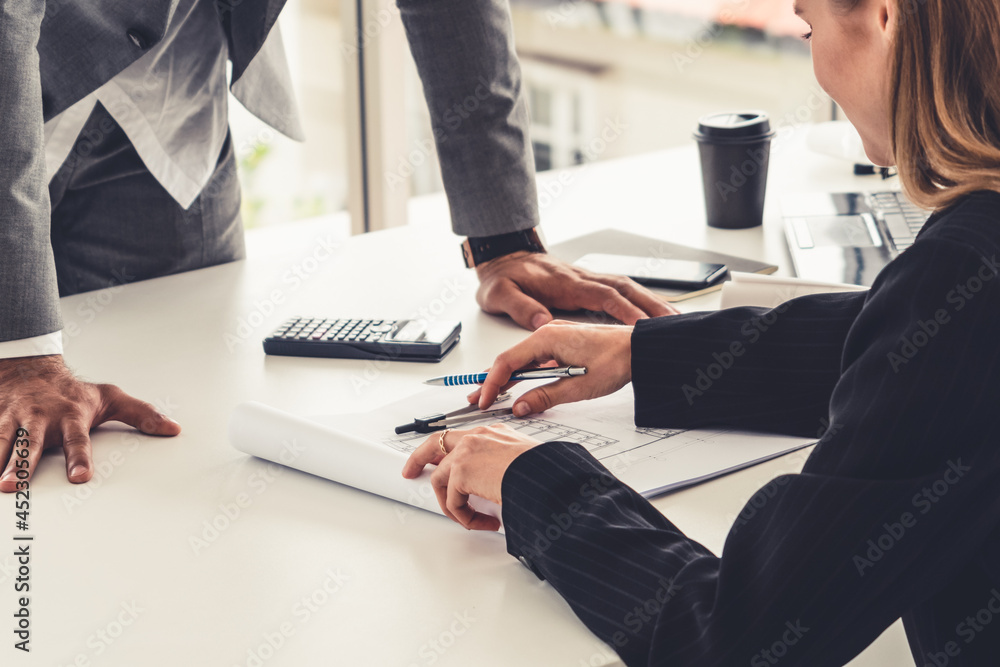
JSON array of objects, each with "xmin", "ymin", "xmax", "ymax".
[{"xmin": 574, "ymin": 253, "xmax": 729, "ymax": 290}]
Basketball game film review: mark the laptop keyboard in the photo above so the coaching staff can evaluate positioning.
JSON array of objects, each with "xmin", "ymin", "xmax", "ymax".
[{"xmin": 868, "ymin": 192, "xmax": 931, "ymax": 252}]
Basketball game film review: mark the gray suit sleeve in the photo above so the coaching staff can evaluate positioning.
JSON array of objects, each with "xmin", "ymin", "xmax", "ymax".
[
  {"xmin": 397, "ymin": 0, "xmax": 539, "ymax": 237},
  {"xmin": 0, "ymin": 0, "xmax": 62, "ymax": 342}
]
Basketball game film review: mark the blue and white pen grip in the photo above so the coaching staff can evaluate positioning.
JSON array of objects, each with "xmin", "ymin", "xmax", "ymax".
[
  {"xmin": 425, "ymin": 367, "xmax": 585, "ymax": 386},
  {"xmin": 444, "ymin": 373, "xmax": 489, "ymax": 387}
]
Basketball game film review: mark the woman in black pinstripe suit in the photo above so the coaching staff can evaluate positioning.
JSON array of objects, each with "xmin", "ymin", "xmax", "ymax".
[{"xmin": 404, "ymin": 1, "xmax": 1000, "ymax": 664}]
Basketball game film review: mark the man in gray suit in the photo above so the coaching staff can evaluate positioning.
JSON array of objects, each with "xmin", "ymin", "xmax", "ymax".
[{"xmin": 0, "ymin": 0, "xmax": 673, "ymax": 492}]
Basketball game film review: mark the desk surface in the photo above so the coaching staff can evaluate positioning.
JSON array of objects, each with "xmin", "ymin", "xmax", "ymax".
[{"xmin": 5, "ymin": 132, "xmax": 912, "ymax": 666}]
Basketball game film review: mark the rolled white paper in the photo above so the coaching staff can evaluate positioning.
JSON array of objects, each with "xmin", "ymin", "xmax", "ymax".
[{"xmin": 229, "ymin": 402, "xmax": 502, "ymax": 524}]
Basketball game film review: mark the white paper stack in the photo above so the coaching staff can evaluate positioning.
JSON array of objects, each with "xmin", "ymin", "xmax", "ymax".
[
  {"xmin": 720, "ymin": 271, "xmax": 867, "ymax": 310},
  {"xmin": 230, "ymin": 387, "xmax": 816, "ymax": 523}
]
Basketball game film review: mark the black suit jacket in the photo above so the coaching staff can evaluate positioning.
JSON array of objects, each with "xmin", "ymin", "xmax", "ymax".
[{"xmin": 501, "ymin": 191, "xmax": 1000, "ymax": 666}]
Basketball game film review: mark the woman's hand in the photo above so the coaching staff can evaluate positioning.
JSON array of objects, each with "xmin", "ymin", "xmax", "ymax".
[
  {"xmin": 471, "ymin": 320, "xmax": 634, "ymax": 417},
  {"xmin": 401, "ymin": 424, "xmax": 542, "ymax": 531}
]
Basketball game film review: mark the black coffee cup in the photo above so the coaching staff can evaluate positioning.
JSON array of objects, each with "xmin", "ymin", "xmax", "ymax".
[{"xmin": 694, "ymin": 111, "xmax": 775, "ymax": 229}]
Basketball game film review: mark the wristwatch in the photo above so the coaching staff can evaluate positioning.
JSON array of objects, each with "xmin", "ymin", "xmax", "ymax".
[{"xmin": 461, "ymin": 228, "xmax": 546, "ymax": 269}]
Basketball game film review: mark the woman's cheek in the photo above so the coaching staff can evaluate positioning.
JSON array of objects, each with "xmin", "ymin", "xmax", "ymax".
[{"xmin": 810, "ymin": 42, "xmax": 840, "ymax": 102}]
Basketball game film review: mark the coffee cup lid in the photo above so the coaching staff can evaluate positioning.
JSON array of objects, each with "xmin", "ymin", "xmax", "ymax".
[{"xmin": 694, "ymin": 111, "xmax": 774, "ymax": 142}]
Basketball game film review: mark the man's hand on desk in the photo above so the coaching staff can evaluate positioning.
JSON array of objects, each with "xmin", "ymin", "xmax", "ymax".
[
  {"xmin": 0, "ymin": 355, "xmax": 181, "ymax": 492},
  {"xmin": 475, "ymin": 251, "xmax": 678, "ymax": 330}
]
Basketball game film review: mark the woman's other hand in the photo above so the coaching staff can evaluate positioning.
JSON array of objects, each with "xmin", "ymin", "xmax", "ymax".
[{"xmin": 401, "ymin": 424, "xmax": 542, "ymax": 531}]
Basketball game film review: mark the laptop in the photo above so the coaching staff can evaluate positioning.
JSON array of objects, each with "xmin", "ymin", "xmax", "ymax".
[{"xmin": 783, "ymin": 191, "xmax": 931, "ymax": 286}]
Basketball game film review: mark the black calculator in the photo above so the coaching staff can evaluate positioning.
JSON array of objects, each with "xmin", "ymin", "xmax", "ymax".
[{"xmin": 263, "ymin": 317, "xmax": 461, "ymax": 362}]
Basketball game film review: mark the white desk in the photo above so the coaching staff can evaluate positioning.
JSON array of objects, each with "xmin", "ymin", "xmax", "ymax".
[{"xmin": 5, "ymin": 132, "xmax": 912, "ymax": 666}]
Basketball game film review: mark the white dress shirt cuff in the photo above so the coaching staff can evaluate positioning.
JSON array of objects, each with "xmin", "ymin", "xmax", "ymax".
[{"xmin": 0, "ymin": 332, "xmax": 64, "ymax": 359}]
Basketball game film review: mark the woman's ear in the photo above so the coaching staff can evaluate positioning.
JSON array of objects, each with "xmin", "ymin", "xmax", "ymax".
[{"xmin": 879, "ymin": 0, "xmax": 897, "ymax": 42}]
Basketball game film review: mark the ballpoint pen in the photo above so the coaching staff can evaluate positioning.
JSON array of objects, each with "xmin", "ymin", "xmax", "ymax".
[{"xmin": 423, "ymin": 366, "xmax": 587, "ymax": 387}]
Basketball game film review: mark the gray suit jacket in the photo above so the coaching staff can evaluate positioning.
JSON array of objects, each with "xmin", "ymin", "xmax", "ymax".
[
  {"xmin": 399, "ymin": 0, "xmax": 539, "ymax": 238},
  {"xmin": 0, "ymin": 0, "xmax": 537, "ymax": 342}
]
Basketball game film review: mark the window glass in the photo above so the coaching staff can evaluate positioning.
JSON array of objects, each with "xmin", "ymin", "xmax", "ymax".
[
  {"xmin": 229, "ymin": 0, "xmax": 350, "ymax": 229},
  {"xmin": 401, "ymin": 0, "xmax": 821, "ymax": 198}
]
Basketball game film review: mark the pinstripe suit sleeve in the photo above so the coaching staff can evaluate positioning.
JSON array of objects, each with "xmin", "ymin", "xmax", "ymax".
[
  {"xmin": 501, "ymin": 212, "xmax": 1000, "ymax": 666},
  {"xmin": 630, "ymin": 291, "xmax": 867, "ymax": 438},
  {"xmin": 0, "ymin": 0, "xmax": 62, "ymax": 342}
]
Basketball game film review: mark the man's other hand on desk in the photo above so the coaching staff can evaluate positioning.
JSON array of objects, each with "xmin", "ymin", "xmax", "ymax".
[
  {"xmin": 475, "ymin": 251, "xmax": 678, "ymax": 330},
  {"xmin": 0, "ymin": 356, "xmax": 181, "ymax": 492}
]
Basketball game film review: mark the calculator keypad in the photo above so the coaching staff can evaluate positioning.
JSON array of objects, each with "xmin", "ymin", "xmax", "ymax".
[{"xmin": 270, "ymin": 318, "xmax": 394, "ymax": 343}]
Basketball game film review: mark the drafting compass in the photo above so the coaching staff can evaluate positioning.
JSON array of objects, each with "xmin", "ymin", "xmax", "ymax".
[{"xmin": 394, "ymin": 393, "xmax": 514, "ymax": 434}]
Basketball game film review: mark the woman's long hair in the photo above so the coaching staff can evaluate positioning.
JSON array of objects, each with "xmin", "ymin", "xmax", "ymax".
[{"xmin": 886, "ymin": 0, "xmax": 1000, "ymax": 209}]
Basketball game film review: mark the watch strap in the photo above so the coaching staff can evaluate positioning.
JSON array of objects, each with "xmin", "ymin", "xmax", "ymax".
[{"xmin": 461, "ymin": 228, "xmax": 546, "ymax": 269}]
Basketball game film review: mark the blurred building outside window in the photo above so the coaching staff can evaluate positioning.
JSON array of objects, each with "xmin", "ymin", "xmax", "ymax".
[{"xmin": 231, "ymin": 0, "xmax": 824, "ymax": 230}]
